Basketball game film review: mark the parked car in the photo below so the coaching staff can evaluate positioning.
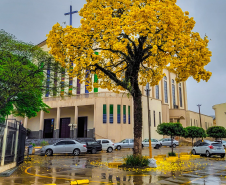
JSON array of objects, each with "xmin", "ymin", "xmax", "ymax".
[
  {"xmin": 96, "ymin": 139, "xmax": 115, "ymax": 153},
  {"xmin": 115, "ymin": 139, "xmax": 134, "ymax": 150},
  {"xmin": 142, "ymin": 139, "xmax": 161, "ymax": 149},
  {"xmin": 40, "ymin": 140, "xmax": 87, "ymax": 156},
  {"xmin": 214, "ymin": 140, "xmax": 226, "ymax": 149},
  {"xmin": 192, "ymin": 142, "xmax": 225, "ymax": 158},
  {"xmin": 75, "ymin": 138, "xmax": 102, "ymax": 154},
  {"xmin": 160, "ymin": 138, "xmax": 179, "ymax": 148},
  {"xmin": 194, "ymin": 139, "xmax": 211, "ymax": 146}
]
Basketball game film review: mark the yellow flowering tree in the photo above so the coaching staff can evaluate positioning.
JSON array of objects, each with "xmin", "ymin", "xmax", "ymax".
[{"xmin": 47, "ymin": 0, "xmax": 212, "ymax": 155}]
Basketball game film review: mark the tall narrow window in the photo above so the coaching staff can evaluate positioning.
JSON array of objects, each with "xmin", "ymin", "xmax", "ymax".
[
  {"xmin": 179, "ymin": 83, "xmax": 183, "ymax": 107},
  {"xmin": 77, "ymin": 78, "xmax": 80, "ymax": 94},
  {"xmin": 109, "ymin": 104, "xmax": 113, "ymax": 123},
  {"xmin": 85, "ymin": 70, "xmax": 89, "ymax": 94},
  {"xmin": 69, "ymin": 61, "xmax": 73, "ymax": 95},
  {"xmin": 164, "ymin": 76, "xmax": 168, "ymax": 103},
  {"xmin": 155, "ymin": 85, "xmax": 159, "ymax": 99},
  {"xmin": 94, "ymin": 74, "xmax": 98, "ymax": 92},
  {"xmin": 172, "ymin": 79, "xmax": 176, "ymax": 106},
  {"xmin": 117, "ymin": 105, "xmax": 121, "ymax": 123},
  {"xmin": 159, "ymin": 112, "xmax": 161, "ymax": 124},
  {"xmin": 61, "ymin": 68, "xmax": 65, "ymax": 96},
  {"xmin": 103, "ymin": 104, "xmax": 107, "ymax": 123},
  {"xmin": 153, "ymin": 111, "xmax": 156, "ymax": 127},
  {"xmin": 128, "ymin": 106, "xmax": 131, "ymax": 124},
  {"xmin": 194, "ymin": 119, "xmax": 195, "ymax": 126},
  {"xmin": 123, "ymin": 105, "xmax": 126, "ymax": 124},
  {"xmin": 205, "ymin": 122, "xmax": 207, "ymax": 130},
  {"xmin": 196, "ymin": 120, "xmax": 198, "ymax": 126},
  {"xmin": 191, "ymin": 119, "xmax": 192, "ymax": 126},
  {"xmin": 45, "ymin": 62, "xmax": 50, "ymax": 97}
]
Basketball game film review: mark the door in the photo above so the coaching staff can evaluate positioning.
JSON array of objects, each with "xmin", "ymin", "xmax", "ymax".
[
  {"xmin": 77, "ymin": 117, "xmax": 87, "ymax": 138},
  {"xmin": 143, "ymin": 139, "xmax": 149, "ymax": 147},
  {"xmin": 102, "ymin": 140, "xmax": 110, "ymax": 150},
  {"xmin": 122, "ymin": 139, "xmax": 129, "ymax": 148},
  {"xmin": 200, "ymin": 142, "xmax": 209, "ymax": 154},
  {"xmin": 161, "ymin": 139, "xmax": 168, "ymax": 146},
  {"xmin": 53, "ymin": 141, "xmax": 66, "ymax": 153},
  {"xmin": 60, "ymin": 118, "xmax": 70, "ymax": 138},
  {"xmin": 65, "ymin": 141, "xmax": 76, "ymax": 153},
  {"xmin": 129, "ymin": 139, "xmax": 134, "ymax": 148},
  {"xmin": 195, "ymin": 143, "xmax": 203, "ymax": 154},
  {"xmin": 43, "ymin": 119, "xmax": 54, "ymax": 138}
]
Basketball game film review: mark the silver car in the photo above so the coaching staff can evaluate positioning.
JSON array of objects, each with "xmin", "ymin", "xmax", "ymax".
[
  {"xmin": 115, "ymin": 139, "xmax": 134, "ymax": 150},
  {"xmin": 160, "ymin": 138, "xmax": 179, "ymax": 148},
  {"xmin": 142, "ymin": 139, "xmax": 161, "ymax": 149},
  {"xmin": 192, "ymin": 142, "xmax": 225, "ymax": 158},
  {"xmin": 40, "ymin": 140, "xmax": 87, "ymax": 156}
]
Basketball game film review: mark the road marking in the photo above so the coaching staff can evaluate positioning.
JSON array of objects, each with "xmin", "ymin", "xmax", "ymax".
[{"xmin": 25, "ymin": 166, "xmax": 115, "ymax": 184}]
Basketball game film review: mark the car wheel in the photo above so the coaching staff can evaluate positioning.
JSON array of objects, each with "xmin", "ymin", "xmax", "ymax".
[
  {"xmin": 172, "ymin": 144, "xmax": 176, "ymax": 148},
  {"xmin": 206, "ymin": 150, "xmax": 211, "ymax": 157},
  {"xmin": 220, "ymin": 154, "xmax": 225, "ymax": 158},
  {"xmin": 116, "ymin": 146, "xmax": 121, "ymax": 150},
  {"xmin": 192, "ymin": 149, "xmax": 196, "ymax": 155},
  {"xmin": 107, "ymin": 147, "xmax": 113, "ymax": 153},
  {"xmin": 45, "ymin": 149, "xmax": 53, "ymax": 156},
  {"xmin": 142, "ymin": 144, "xmax": 144, "ymax": 148},
  {"xmin": 155, "ymin": 144, "xmax": 160, "ymax": 149},
  {"xmin": 73, "ymin": 149, "xmax": 80, "ymax": 156},
  {"xmin": 91, "ymin": 148, "xmax": 97, "ymax": 154}
]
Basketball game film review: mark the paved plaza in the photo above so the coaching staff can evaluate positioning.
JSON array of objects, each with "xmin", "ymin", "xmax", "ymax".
[{"xmin": 0, "ymin": 147, "xmax": 226, "ymax": 185}]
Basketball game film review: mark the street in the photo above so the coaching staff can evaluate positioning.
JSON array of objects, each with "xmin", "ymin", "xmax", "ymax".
[{"xmin": 0, "ymin": 147, "xmax": 226, "ymax": 185}]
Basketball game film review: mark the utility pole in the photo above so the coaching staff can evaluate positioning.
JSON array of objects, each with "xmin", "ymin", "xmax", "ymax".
[
  {"xmin": 197, "ymin": 104, "xmax": 202, "ymax": 128},
  {"xmin": 145, "ymin": 83, "xmax": 152, "ymax": 158}
]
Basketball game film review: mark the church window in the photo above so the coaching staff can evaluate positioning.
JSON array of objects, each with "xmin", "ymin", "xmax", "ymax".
[
  {"xmin": 179, "ymin": 83, "xmax": 183, "ymax": 107},
  {"xmin": 191, "ymin": 119, "xmax": 192, "ymax": 126},
  {"xmin": 103, "ymin": 104, "xmax": 107, "ymax": 123},
  {"xmin": 123, "ymin": 105, "xmax": 126, "ymax": 124},
  {"xmin": 45, "ymin": 63, "xmax": 50, "ymax": 97},
  {"xmin": 109, "ymin": 104, "xmax": 113, "ymax": 123},
  {"xmin": 159, "ymin": 112, "xmax": 161, "ymax": 124},
  {"xmin": 155, "ymin": 85, "xmax": 159, "ymax": 99},
  {"xmin": 164, "ymin": 76, "xmax": 168, "ymax": 103},
  {"xmin": 154, "ymin": 111, "xmax": 156, "ymax": 127},
  {"xmin": 128, "ymin": 106, "xmax": 131, "ymax": 124},
  {"xmin": 172, "ymin": 79, "xmax": 176, "ymax": 106},
  {"xmin": 85, "ymin": 70, "xmax": 89, "ymax": 94},
  {"xmin": 117, "ymin": 105, "xmax": 121, "ymax": 123},
  {"xmin": 94, "ymin": 74, "xmax": 98, "ymax": 92}
]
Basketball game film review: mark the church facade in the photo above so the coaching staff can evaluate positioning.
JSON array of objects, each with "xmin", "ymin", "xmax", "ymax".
[{"xmin": 11, "ymin": 40, "xmax": 213, "ymax": 143}]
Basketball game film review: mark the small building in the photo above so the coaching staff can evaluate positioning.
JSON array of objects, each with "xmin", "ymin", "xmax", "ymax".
[{"xmin": 212, "ymin": 103, "xmax": 226, "ymax": 128}]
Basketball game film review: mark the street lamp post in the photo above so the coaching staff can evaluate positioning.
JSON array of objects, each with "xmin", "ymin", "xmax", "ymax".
[
  {"xmin": 197, "ymin": 104, "xmax": 202, "ymax": 128},
  {"xmin": 145, "ymin": 83, "xmax": 152, "ymax": 158}
]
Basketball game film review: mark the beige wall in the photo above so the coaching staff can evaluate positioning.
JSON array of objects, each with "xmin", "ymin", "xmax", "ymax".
[
  {"xmin": 213, "ymin": 103, "xmax": 226, "ymax": 128},
  {"xmin": 186, "ymin": 110, "xmax": 213, "ymax": 130}
]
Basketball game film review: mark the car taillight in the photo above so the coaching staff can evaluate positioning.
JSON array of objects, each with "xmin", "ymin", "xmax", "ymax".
[
  {"xmin": 83, "ymin": 145, "xmax": 86, "ymax": 148},
  {"xmin": 112, "ymin": 144, "xmax": 114, "ymax": 146},
  {"xmin": 208, "ymin": 145, "xmax": 214, "ymax": 149}
]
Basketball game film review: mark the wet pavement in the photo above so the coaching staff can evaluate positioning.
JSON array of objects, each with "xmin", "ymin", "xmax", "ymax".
[{"xmin": 1, "ymin": 146, "xmax": 226, "ymax": 185}]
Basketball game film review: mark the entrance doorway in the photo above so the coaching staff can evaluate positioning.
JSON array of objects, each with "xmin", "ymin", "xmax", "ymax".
[
  {"xmin": 60, "ymin": 118, "xmax": 70, "ymax": 138},
  {"xmin": 77, "ymin": 117, "xmax": 87, "ymax": 138},
  {"xmin": 43, "ymin": 119, "xmax": 54, "ymax": 138}
]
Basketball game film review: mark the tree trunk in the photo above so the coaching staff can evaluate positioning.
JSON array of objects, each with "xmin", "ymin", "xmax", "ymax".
[
  {"xmin": 133, "ymin": 94, "xmax": 142, "ymax": 155},
  {"xmin": 192, "ymin": 138, "xmax": 193, "ymax": 147}
]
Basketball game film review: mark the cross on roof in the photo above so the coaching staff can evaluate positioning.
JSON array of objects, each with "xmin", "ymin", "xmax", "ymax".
[{"xmin": 64, "ymin": 5, "xmax": 78, "ymax": 26}]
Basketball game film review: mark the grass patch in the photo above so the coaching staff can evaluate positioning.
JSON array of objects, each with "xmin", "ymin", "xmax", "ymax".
[{"xmin": 123, "ymin": 155, "xmax": 149, "ymax": 167}]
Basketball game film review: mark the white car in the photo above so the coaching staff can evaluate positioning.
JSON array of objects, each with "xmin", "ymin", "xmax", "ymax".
[
  {"xmin": 160, "ymin": 138, "xmax": 179, "ymax": 148},
  {"xmin": 40, "ymin": 140, "xmax": 87, "ymax": 156},
  {"xmin": 192, "ymin": 142, "xmax": 225, "ymax": 158},
  {"xmin": 142, "ymin": 139, "xmax": 161, "ymax": 149},
  {"xmin": 96, "ymin": 139, "xmax": 115, "ymax": 153}
]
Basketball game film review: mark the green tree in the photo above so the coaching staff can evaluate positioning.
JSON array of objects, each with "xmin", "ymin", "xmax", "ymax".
[
  {"xmin": 183, "ymin": 126, "xmax": 206, "ymax": 147},
  {"xmin": 0, "ymin": 30, "xmax": 62, "ymax": 121},
  {"xmin": 206, "ymin": 126, "xmax": 226, "ymax": 141},
  {"xmin": 157, "ymin": 122, "xmax": 184, "ymax": 153}
]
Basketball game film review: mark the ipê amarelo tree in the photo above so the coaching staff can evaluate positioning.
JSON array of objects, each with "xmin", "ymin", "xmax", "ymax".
[{"xmin": 47, "ymin": 0, "xmax": 212, "ymax": 155}]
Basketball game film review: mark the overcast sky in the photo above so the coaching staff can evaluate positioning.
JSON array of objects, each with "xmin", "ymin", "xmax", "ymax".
[{"xmin": 0, "ymin": 0, "xmax": 225, "ymax": 116}]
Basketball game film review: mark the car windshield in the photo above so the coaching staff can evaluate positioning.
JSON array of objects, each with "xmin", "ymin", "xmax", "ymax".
[
  {"xmin": 120, "ymin": 139, "xmax": 126, "ymax": 143},
  {"xmin": 159, "ymin": 138, "xmax": 164, "ymax": 141}
]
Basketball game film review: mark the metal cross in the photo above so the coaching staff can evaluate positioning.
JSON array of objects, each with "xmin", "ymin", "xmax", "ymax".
[{"xmin": 64, "ymin": 5, "xmax": 78, "ymax": 26}]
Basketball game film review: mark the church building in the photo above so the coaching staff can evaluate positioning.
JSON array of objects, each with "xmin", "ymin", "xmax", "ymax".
[{"xmin": 10, "ymin": 40, "xmax": 213, "ymax": 143}]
